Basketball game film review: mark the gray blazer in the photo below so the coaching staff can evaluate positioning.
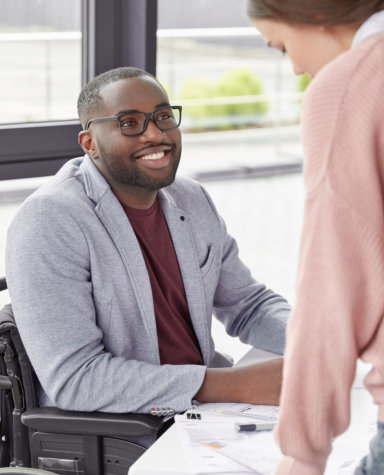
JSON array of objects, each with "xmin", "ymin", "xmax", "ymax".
[{"xmin": 6, "ymin": 155, "xmax": 290, "ymax": 414}]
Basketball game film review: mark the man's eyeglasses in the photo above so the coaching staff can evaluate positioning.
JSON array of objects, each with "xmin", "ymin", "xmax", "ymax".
[{"xmin": 85, "ymin": 105, "xmax": 182, "ymax": 137}]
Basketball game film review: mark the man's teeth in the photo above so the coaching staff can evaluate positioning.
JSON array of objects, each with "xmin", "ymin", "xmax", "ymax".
[{"xmin": 140, "ymin": 151, "xmax": 165, "ymax": 160}]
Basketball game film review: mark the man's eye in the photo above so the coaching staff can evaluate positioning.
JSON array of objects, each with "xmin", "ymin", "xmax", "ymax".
[
  {"xmin": 120, "ymin": 119, "xmax": 138, "ymax": 128},
  {"xmin": 157, "ymin": 113, "xmax": 171, "ymax": 121},
  {"xmin": 155, "ymin": 108, "xmax": 174, "ymax": 121}
]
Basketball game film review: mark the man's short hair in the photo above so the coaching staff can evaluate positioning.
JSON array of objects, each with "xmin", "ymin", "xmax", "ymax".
[{"xmin": 77, "ymin": 66, "xmax": 164, "ymax": 129}]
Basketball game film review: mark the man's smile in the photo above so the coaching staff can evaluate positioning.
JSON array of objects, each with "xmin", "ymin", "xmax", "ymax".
[
  {"xmin": 135, "ymin": 148, "xmax": 173, "ymax": 169},
  {"xmin": 133, "ymin": 146, "xmax": 174, "ymax": 169},
  {"xmin": 140, "ymin": 151, "xmax": 165, "ymax": 160}
]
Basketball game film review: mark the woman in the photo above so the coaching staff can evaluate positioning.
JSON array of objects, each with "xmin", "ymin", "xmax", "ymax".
[{"xmin": 247, "ymin": 1, "xmax": 384, "ymax": 474}]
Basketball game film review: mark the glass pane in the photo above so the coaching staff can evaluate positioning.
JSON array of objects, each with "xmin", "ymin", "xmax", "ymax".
[
  {"xmin": 157, "ymin": 0, "xmax": 304, "ymax": 361},
  {"xmin": 157, "ymin": 0, "xmax": 305, "ymax": 177},
  {"xmin": 0, "ymin": 0, "xmax": 82, "ymax": 124}
]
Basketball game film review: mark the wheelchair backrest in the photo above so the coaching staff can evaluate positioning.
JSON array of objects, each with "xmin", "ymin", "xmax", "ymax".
[{"xmin": 0, "ymin": 303, "xmax": 37, "ymax": 466}]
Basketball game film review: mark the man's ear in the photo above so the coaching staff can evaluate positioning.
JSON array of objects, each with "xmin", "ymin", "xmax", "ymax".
[{"xmin": 78, "ymin": 130, "xmax": 98, "ymax": 159}]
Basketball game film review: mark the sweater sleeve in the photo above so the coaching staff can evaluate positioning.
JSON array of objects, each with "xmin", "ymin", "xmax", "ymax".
[{"xmin": 275, "ymin": 36, "xmax": 384, "ymax": 474}]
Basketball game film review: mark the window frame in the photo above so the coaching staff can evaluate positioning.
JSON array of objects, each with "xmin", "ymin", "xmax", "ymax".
[{"xmin": 0, "ymin": 0, "xmax": 158, "ymax": 180}]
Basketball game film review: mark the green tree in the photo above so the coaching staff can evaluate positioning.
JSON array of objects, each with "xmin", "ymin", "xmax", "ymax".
[
  {"xmin": 216, "ymin": 68, "xmax": 268, "ymax": 116},
  {"xmin": 298, "ymin": 73, "xmax": 311, "ymax": 93},
  {"xmin": 181, "ymin": 77, "xmax": 214, "ymax": 120},
  {"xmin": 181, "ymin": 69, "xmax": 268, "ymax": 130}
]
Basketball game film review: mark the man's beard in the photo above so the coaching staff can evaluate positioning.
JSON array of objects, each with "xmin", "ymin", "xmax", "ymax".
[{"xmin": 98, "ymin": 144, "xmax": 181, "ymax": 192}]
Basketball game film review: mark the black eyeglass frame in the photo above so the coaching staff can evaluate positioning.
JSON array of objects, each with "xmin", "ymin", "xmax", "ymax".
[{"xmin": 85, "ymin": 105, "xmax": 182, "ymax": 137}]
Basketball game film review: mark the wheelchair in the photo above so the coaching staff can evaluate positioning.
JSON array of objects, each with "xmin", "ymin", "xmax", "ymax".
[{"xmin": 0, "ymin": 277, "xmax": 165, "ymax": 475}]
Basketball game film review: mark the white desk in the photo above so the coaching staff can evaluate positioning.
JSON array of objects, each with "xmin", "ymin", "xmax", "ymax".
[{"xmin": 129, "ymin": 350, "xmax": 376, "ymax": 475}]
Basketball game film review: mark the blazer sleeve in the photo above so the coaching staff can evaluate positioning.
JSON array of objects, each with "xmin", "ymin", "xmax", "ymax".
[{"xmin": 200, "ymin": 186, "xmax": 291, "ymax": 355}]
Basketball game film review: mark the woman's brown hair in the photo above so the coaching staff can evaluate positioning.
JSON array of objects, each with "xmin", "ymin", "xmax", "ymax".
[{"xmin": 247, "ymin": 0, "xmax": 384, "ymax": 25}]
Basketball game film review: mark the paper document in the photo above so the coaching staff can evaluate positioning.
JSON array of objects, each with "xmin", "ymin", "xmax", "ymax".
[
  {"xmin": 196, "ymin": 402, "xmax": 279, "ymax": 422},
  {"xmin": 353, "ymin": 359, "xmax": 372, "ymax": 388},
  {"xmin": 175, "ymin": 408, "xmax": 281, "ymax": 474},
  {"xmin": 220, "ymin": 403, "xmax": 279, "ymax": 421},
  {"xmin": 207, "ymin": 434, "xmax": 281, "ymax": 474},
  {"xmin": 205, "ymin": 415, "xmax": 378, "ymax": 475},
  {"xmin": 175, "ymin": 413, "xmax": 254, "ymax": 473},
  {"xmin": 177, "ymin": 415, "xmax": 376, "ymax": 475},
  {"xmin": 175, "ymin": 389, "xmax": 377, "ymax": 474}
]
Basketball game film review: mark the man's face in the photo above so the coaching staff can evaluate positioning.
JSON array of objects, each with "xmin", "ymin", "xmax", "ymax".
[{"xmin": 86, "ymin": 76, "xmax": 182, "ymax": 201}]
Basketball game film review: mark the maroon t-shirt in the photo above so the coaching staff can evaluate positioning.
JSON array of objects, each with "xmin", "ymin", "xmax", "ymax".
[{"xmin": 122, "ymin": 198, "xmax": 203, "ymax": 365}]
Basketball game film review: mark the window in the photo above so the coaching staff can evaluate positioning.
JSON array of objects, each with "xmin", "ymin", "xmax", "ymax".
[
  {"xmin": 0, "ymin": 0, "xmax": 157, "ymax": 180},
  {"xmin": 157, "ymin": 0, "xmax": 304, "ymax": 359},
  {"xmin": 157, "ymin": 0, "xmax": 304, "ymax": 180},
  {"xmin": 0, "ymin": 0, "xmax": 82, "ymax": 125}
]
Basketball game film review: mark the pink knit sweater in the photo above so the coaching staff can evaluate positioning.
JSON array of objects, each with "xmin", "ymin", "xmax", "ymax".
[{"xmin": 275, "ymin": 32, "xmax": 384, "ymax": 474}]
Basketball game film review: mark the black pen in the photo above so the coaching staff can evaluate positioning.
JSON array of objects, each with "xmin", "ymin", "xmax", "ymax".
[{"xmin": 234, "ymin": 421, "xmax": 275, "ymax": 432}]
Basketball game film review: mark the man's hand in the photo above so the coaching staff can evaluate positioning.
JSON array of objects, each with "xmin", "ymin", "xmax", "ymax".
[{"xmin": 194, "ymin": 357, "xmax": 283, "ymax": 406}]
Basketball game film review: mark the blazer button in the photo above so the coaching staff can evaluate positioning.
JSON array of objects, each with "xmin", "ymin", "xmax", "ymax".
[{"xmin": 180, "ymin": 216, "xmax": 185, "ymax": 221}]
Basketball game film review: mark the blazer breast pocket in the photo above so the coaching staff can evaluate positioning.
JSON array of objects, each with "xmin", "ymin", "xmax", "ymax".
[{"xmin": 199, "ymin": 243, "xmax": 218, "ymax": 278}]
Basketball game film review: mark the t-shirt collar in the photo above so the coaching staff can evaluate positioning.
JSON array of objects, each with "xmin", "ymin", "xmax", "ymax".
[{"xmin": 352, "ymin": 10, "xmax": 384, "ymax": 47}]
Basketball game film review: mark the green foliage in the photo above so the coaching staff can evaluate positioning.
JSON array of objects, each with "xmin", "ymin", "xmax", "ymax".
[
  {"xmin": 297, "ymin": 73, "xmax": 311, "ymax": 93},
  {"xmin": 181, "ymin": 69, "xmax": 268, "ymax": 130},
  {"xmin": 216, "ymin": 69, "xmax": 268, "ymax": 115},
  {"xmin": 181, "ymin": 77, "xmax": 214, "ymax": 120}
]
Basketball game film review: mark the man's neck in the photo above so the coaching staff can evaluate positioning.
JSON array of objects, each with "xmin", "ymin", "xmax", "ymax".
[{"xmin": 113, "ymin": 186, "xmax": 158, "ymax": 210}]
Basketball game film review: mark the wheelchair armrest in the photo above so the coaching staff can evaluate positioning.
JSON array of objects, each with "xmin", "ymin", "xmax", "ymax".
[
  {"xmin": 21, "ymin": 407, "xmax": 164, "ymax": 438},
  {"xmin": 0, "ymin": 277, "xmax": 7, "ymax": 292}
]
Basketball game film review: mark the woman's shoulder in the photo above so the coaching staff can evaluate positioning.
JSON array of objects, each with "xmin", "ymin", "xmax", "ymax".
[
  {"xmin": 306, "ymin": 33, "xmax": 384, "ymax": 108},
  {"xmin": 301, "ymin": 34, "xmax": 384, "ymax": 194}
]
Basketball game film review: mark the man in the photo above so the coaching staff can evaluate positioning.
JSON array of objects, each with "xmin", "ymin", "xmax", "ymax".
[{"xmin": 6, "ymin": 67, "xmax": 289, "ymax": 418}]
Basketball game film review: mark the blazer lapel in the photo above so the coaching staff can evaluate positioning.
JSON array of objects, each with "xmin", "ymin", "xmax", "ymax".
[
  {"xmin": 159, "ymin": 191, "xmax": 211, "ymax": 364},
  {"xmin": 81, "ymin": 155, "xmax": 210, "ymax": 364},
  {"xmin": 81, "ymin": 156, "xmax": 159, "ymax": 357}
]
